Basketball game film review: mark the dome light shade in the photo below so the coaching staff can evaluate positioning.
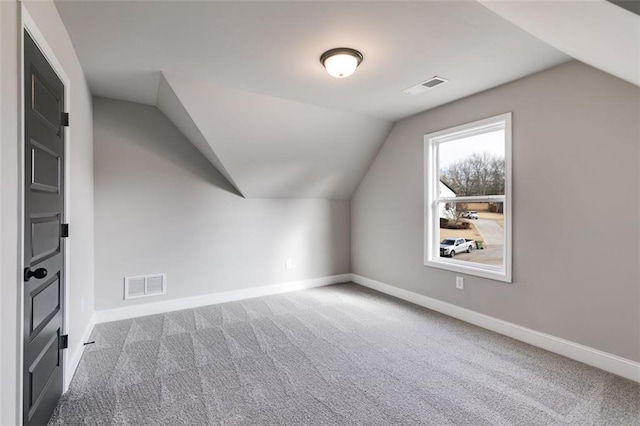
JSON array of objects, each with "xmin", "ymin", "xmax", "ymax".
[{"xmin": 320, "ymin": 48, "xmax": 363, "ymax": 78}]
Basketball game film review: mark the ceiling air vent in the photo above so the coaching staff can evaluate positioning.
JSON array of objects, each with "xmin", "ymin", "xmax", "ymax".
[
  {"xmin": 124, "ymin": 273, "xmax": 166, "ymax": 300},
  {"xmin": 402, "ymin": 76, "xmax": 449, "ymax": 95}
]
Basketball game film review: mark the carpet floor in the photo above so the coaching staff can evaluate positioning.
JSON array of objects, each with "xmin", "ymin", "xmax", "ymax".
[{"xmin": 49, "ymin": 283, "xmax": 639, "ymax": 425}]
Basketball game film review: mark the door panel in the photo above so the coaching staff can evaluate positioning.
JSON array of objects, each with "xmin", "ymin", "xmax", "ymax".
[
  {"xmin": 30, "ymin": 214, "xmax": 61, "ymax": 263},
  {"xmin": 31, "ymin": 69, "xmax": 63, "ymax": 135},
  {"xmin": 30, "ymin": 275, "xmax": 61, "ymax": 335},
  {"xmin": 28, "ymin": 332, "xmax": 61, "ymax": 412},
  {"xmin": 23, "ymin": 30, "xmax": 66, "ymax": 426},
  {"xmin": 30, "ymin": 140, "xmax": 61, "ymax": 193}
]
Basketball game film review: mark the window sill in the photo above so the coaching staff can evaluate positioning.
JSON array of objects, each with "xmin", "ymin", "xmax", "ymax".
[{"xmin": 425, "ymin": 258, "xmax": 512, "ymax": 283}]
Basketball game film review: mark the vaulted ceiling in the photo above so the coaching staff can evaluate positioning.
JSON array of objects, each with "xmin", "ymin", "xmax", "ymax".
[{"xmin": 54, "ymin": 1, "xmax": 638, "ymax": 199}]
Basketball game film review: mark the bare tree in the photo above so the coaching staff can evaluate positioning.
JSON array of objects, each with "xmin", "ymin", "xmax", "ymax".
[
  {"xmin": 441, "ymin": 152, "xmax": 505, "ymax": 197},
  {"xmin": 449, "ymin": 202, "xmax": 468, "ymax": 226},
  {"xmin": 442, "ymin": 161, "xmax": 473, "ymax": 195}
]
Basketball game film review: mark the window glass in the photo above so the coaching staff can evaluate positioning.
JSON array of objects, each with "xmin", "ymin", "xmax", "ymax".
[
  {"xmin": 425, "ymin": 113, "xmax": 511, "ymax": 282},
  {"xmin": 439, "ymin": 130, "xmax": 505, "ymax": 197}
]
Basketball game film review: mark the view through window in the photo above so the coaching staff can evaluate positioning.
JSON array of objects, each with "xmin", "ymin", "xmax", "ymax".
[{"xmin": 425, "ymin": 113, "xmax": 512, "ymax": 282}]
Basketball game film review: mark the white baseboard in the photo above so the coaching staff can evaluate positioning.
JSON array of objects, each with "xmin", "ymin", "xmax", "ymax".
[
  {"xmin": 64, "ymin": 312, "xmax": 96, "ymax": 391},
  {"xmin": 351, "ymin": 274, "xmax": 640, "ymax": 383},
  {"xmin": 94, "ymin": 274, "xmax": 351, "ymax": 324},
  {"xmin": 78, "ymin": 273, "xmax": 640, "ymax": 385}
]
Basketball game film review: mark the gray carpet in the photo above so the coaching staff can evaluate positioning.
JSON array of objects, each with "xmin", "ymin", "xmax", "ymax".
[{"xmin": 49, "ymin": 283, "xmax": 639, "ymax": 425}]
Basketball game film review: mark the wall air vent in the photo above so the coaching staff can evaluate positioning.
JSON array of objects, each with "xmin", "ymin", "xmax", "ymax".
[
  {"xmin": 402, "ymin": 76, "xmax": 449, "ymax": 95},
  {"xmin": 124, "ymin": 273, "xmax": 166, "ymax": 300}
]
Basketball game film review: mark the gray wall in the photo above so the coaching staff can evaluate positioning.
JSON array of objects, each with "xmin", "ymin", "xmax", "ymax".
[
  {"xmin": 352, "ymin": 61, "xmax": 640, "ymax": 362},
  {"xmin": 93, "ymin": 97, "xmax": 350, "ymax": 310}
]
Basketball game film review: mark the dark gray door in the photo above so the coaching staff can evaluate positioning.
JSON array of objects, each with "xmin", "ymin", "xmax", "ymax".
[{"xmin": 23, "ymin": 31, "xmax": 66, "ymax": 426}]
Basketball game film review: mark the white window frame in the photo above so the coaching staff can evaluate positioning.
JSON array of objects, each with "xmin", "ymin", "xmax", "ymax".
[{"xmin": 424, "ymin": 112, "xmax": 512, "ymax": 283}]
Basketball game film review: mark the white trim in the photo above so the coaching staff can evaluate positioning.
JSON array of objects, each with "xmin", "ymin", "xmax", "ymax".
[
  {"xmin": 21, "ymin": 5, "xmax": 73, "ymax": 412},
  {"xmin": 425, "ymin": 259, "xmax": 507, "ymax": 282},
  {"xmin": 424, "ymin": 112, "xmax": 512, "ymax": 283},
  {"xmin": 64, "ymin": 313, "xmax": 95, "ymax": 390},
  {"xmin": 350, "ymin": 274, "xmax": 640, "ymax": 383},
  {"xmin": 438, "ymin": 195, "xmax": 505, "ymax": 203},
  {"xmin": 429, "ymin": 120, "xmax": 506, "ymax": 144},
  {"xmin": 94, "ymin": 274, "xmax": 351, "ymax": 324}
]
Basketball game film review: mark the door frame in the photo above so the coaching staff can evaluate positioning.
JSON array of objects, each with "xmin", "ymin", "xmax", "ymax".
[{"xmin": 19, "ymin": 6, "xmax": 72, "ymax": 424}]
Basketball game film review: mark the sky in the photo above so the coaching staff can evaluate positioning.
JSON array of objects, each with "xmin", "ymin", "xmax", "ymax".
[{"xmin": 439, "ymin": 130, "xmax": 505, "ymax": 169}]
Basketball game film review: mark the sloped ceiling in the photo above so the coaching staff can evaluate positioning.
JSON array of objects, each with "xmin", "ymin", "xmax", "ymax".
[
  {"xmin": 162, "ymin": 72, "xmax": 392, "ymax": 198},
  {"xmin": 54, "ymin": 0, "xmax": 573, "ymax": 199},
  {"xmin": 479, "ymin": 0, "xmax": 640, "ymax": 87}
]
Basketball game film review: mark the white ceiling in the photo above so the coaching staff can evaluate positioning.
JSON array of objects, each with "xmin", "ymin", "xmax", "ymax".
[
  {"xmin": 479, "ymin": 0, "xmax": 640, "ymax": 87},
  {"xmin": 55, "ymin": 0, "xmax": 574, "ymax": 199},
  {"xmin": 162, "ymin": 71, "xmax": 393, "ymax": 198}
]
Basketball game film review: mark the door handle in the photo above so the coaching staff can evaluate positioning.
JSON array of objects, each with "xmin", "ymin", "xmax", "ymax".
[{"xmin": 24, "ymin": 267, "xmax": 48, "ymax": 282}]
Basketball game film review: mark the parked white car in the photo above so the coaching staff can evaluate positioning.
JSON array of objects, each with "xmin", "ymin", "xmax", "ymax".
[
  {"xmin": 440, "ymin": 238, "xmax": 474, "ymax": 257},
  {"xmin": 462, "ymin": 211, "xmax": 479, "ymax": 220}
]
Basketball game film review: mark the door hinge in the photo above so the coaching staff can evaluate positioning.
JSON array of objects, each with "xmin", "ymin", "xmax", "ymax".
[
  {"xmin": 60, "ymin": 223, "xmax": 69, "ymax": 238},
  {"xmin": 61, "ymin": 112, "xmax": 69, "ymax": 127},
  {"xmin": 59, "ymin": 334, "xmax": 69, "ymax": 350}
]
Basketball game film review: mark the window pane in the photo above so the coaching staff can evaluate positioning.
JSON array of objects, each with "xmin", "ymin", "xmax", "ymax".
[
  {"xmin": 437, "ymin": 202, "xmax": 504, "ymax": 267},
  {"xmin": 439, "ymin": 130, "xmax": 505, "ymax": 196}
]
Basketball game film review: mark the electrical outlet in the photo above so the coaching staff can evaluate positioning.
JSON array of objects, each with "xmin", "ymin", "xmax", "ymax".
[
  {"xmin": 285, "ymin": 259, "xmax": 293, "ymax": 270},
  {"xmin": 456, "ymin": 276, "xmax": 464, "ymax": 290}
]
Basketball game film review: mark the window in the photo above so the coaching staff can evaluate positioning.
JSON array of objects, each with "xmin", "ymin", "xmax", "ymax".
[{"xmin": 424, "ymin": 113, "xmax": 512, "ymax": 282}]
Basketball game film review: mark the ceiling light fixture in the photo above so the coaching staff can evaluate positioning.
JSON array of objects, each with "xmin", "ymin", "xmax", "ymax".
[{"xmin": 320, "ymin": 47, "xmax": 363, "ymax": 78}]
